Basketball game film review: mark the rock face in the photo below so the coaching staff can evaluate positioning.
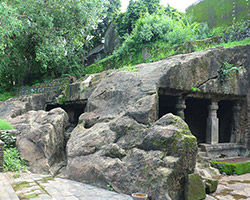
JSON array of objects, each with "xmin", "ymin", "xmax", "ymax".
[
  {"xmin": 0, "ymin": 92, "xmax": 59, "ymax": 120},
  {"xmin": 8, "ymin": 108, "xmax": 68, "ymax": 174},
  {"xmin": 104, "ymin": 22, "xmax": 120, "ymax": 55},
  {"xmin": 67, "ymin": 114, "xmax": 197, "ymax": 200}
]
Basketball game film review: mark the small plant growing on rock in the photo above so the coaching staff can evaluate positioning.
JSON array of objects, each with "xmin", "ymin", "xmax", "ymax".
[
  {"xmin": 191, "ymin": 87, "xmax": 201, "ymax": 92},
  {"xmin": 219, "ymin": 62, "xmax": 241, "ymax": 83}
]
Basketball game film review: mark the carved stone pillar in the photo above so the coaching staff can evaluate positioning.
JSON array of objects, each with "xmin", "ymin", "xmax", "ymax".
[
  {"xmin": 206, "ymin": 101, "xmax": 219, "ymax": 144},
  {"xmin": 176, "ymin": 96, "xmax": 186, "ymax": 120},
  {"xmin": 230, "ymin": 102, "xmax": 241, "ymax": 143}
]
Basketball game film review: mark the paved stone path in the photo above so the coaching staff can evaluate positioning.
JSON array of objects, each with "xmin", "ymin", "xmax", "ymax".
[
  {"xmin": 207, "ymin": 173, "xmax": 250, "ymax": 200},
  {"xmin": 1, "ymin": 172, "xmax": 133, "ymax": 200},
  {"xmin": 1, "ymin": 171, "xmax": 250, "ymax": 200}
]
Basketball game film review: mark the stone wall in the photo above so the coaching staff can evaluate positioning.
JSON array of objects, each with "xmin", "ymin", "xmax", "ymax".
[{"xmin": 0, "ymin": 140, "xmax": 4, "ymax": 172}]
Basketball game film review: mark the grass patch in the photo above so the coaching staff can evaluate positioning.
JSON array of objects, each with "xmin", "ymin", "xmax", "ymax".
[
  {"xmin": 211, "ymin": 160, "xmax": 250, "ymax": 175},
  {"xmin": 195, "ymin": 37, "xmax": 250, "ymax": 52},
  {"xmin": 13, "ymin": 181, "xmax": 30, "ymax": 191},
  {"xmin": 0, "ymin": 120, "xmax": 14, "ymax": 130},
  {"xmin": 25, "ymin": 194, "xmax": 39, "ymax": 199}
]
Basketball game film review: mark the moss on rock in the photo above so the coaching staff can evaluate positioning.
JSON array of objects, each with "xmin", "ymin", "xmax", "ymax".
[{"xmin": 185, "ymin": 173, "xmax": 206, "ymax": 200}]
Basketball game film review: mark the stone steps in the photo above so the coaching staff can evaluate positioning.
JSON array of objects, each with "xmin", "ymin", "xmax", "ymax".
[{"xmin": 198, "ymin": 143, "xmax": 247, "ymax": 159}]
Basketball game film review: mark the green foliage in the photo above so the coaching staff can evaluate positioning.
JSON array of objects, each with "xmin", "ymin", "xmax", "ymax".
[
  {"xmin": 191, "ymin": 87, "xmax": 201, "ymax": 92},
  {"xmin": 211, "ymin": 160, "xmax": 250, "ymax": 175},
  {"xmin": 186, "ymin": 0, "xmax": 250, "ymax": 27},
  {"xmin": 83, "ymin": 64, "xmax": 104, "ymax": 75},
  {"xmin": 0, "ymin": 91, "xmax": 15, "ymax": 101},
  {"xmin": 119, "ymin": 65, "xmax": 137, "ymax": 72},
  {"xmin": 0, "ymin": 131, "xmax": 16, "ymax": 148},
  {"xmin": 194, "ymin": 36, "xmax": 250, "ymax": 52},
  {"xmin": 223, "ymin": 37, "xmax": 250, "ymax": 48},
  {"xmin": 107, "ymin": 184, "xmax": 114, "ymax": 191},
  {"xmin": 112, "ymin": 13, "xmax": 209, "ymax": 67},
  {"xmin": 219, "ymin": 62, "xmax": 241, "ymax": 83},
  {"xmin": 0, "ymin": 0, "xmax": 109, "ymax": 89},
  {"xmin": 0, "ymin": 120, "xmax": 14, "ymax": 130},
  {"xmin": 147, "ymin": 41, "xmax": 175, "ymax": 62},
  {"xmin": 114, "ymin": 0, "xmax": 163, "ymax": 39},
  {"xmin": 4, "ymin": 147, "xmax": 26, "ymax": 172},
  {"xmin": 90, "ymin": 0, "xmax": 121, "ymax": 46}
]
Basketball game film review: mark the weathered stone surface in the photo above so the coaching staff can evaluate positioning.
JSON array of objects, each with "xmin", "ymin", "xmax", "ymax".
[
  {"xmin": 195, "ymin": 155, "xmax": 220, "ymax": 194},
  {"xmin": 8, "ymin": 108, "xmax": 68, "ymax": 174},
  {"xmin": 66, "ymin": 113, "xmax": 197, "ymax": 200},
  {"xmin": 104, "ymin": 22, "xmax": 120, "ymax": 55},
  {"xmin": 0, "ymin": 92, "xmax": 59, "ymax": 120},
  {"xmin": 185, "ymin": 173, "xmax": 206, "ymax": 200},
  {"xmin": 205, "ymin": 178, "xmax": 218, "ymax": 194}
]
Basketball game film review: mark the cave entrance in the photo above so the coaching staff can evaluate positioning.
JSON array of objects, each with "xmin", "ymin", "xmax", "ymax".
[
  {"xmin": 184, "ymin": 98, "xmax": 210, "ymax": 143},
  {"xmin": 158, "ymin": 93, "xmax": 240, "ymax": 144},
  {"xmin": 46, "ymin": 103, "xmax": 86, "ymax": 125},
  {"xmin": 158, "ymin": 95, "xmax": 178, "ymax": 118},
  {"xmin": 218, "ymin": 100, "xmax": 233, "ymax": 143}
]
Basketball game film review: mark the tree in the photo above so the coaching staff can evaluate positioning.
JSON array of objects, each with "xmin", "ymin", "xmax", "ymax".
[
  {"xmin": 0, "ymin": 0, "xmax": 108, "ymax": 88},
  {"xmin": 114, "ymin": 0, "xmax": 164, "ymax": 40},
  {"xmin": 90, "ymin": 0, "xmax": 121, "ymax": 47}
]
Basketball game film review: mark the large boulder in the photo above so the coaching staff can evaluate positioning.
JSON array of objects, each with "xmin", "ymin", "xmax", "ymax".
[
  {"xmin": 66, "ymin": 113, "xmax": 197, "ymax": 200},
  {"xmin": 8, "ymin": 108, "xmax": 69, "ymax": 174}
]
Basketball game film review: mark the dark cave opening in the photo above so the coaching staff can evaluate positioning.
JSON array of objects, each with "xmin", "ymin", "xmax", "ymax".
[
  {"xmin": 218, "ymin": 100, "xmax": 233, "ymax": 143},
  {"xmin": 46, "ymin": 103, "xmax": 86, "ymax": 125},
  {"xmin": 184, "ymin": 98, "xmax": 210, "ymax": 144},
  {"xmin": 158, "ymin": 95, "xmax": 178, "ymax": 118}
]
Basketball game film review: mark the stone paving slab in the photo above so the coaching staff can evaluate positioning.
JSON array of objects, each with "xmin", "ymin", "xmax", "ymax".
[
  {"xmin": 0, "ymin": 173, "xmax": 19, "ymax": 200},
  {"xmin": 3, "ymin": 172, "xmax": 133, "ymax": 200}
]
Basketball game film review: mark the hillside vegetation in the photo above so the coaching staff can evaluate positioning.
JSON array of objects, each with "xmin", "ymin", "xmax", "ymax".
[
  {"xmin": 0, "ymin": 0, "xmax": 250, "ymax": 100},
  {"xmin": 186, "ymin": 0, "xmax": 250, "ymax": 27}
]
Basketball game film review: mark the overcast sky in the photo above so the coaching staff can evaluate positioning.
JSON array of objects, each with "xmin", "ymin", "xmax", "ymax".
[{"xmin": 121, "ymin": 0, "xmax": 199, "ymax": 12}]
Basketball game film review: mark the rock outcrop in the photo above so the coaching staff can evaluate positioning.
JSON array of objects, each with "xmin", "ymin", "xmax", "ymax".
[
  {"xmin": 0, "ymin": 92, "xmax": 59, "ymax": 120},
  {"xmin": 1, "ymin": 44, "xmax": 250, "ymax": 199},
  {"xmin": 8, "ymin": 108, "xmax": 68, "ymax": 174},
  {"xmin": 63, "ymin": 44, "xmax": 250, "ymax": 199}
]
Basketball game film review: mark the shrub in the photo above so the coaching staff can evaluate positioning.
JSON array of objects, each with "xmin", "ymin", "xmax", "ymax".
[
  {"xmin": 4, "ymin": 147, "xmax": 26, "ymax": 172},
  {"xmin": 0, "ymin": 131, "xmax": 16, "ymax": 148}
]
